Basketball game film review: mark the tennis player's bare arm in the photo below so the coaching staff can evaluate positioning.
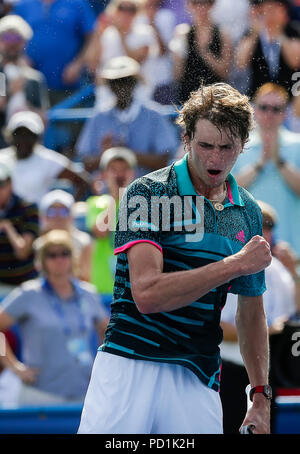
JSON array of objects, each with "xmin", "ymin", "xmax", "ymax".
[
  {"xmin": 127, "ymin": 235, "xmax": 271, "ymax": 314},
  {"xmin": 236, "ymin": 294, "xmax": 270, "ymax": 434}
]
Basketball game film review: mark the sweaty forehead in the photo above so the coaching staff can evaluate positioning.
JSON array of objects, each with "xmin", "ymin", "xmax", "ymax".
[{"xmin": 193, "ymin": 119, "xmax": 239, "ymax": 145}]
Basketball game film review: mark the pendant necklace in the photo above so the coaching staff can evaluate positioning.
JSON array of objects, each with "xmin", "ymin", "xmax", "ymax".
[{"xmin": 207, "ymin": 182, "xmax": 227, "ymax": 211}]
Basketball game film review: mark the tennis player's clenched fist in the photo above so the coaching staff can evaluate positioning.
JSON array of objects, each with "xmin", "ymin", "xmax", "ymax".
[{"xmin": 235, "ymin": 235, "xmax": 272, "ymax": 276}]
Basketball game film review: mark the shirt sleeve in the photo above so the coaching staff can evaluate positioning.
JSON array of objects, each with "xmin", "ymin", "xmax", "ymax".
[
  {"xmin": 228, "ymin": 200, "xmax": 266, "ymax": 297},
  {"xmin": 82, "ymin": 286, "xmax": 108, "ymax": 322},
  {"xmin": 114, "ymin": 179, "xmax": 163, "ymax": 256},
  {"xmin": 1, "ymin": 286, "xmax": 32, "ymax": 322}
]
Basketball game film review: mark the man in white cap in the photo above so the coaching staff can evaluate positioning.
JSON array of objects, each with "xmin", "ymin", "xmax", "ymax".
[
  {"xmin": 85, "ymin": 146, "xmax": 137, "ymax": 313},
  {"xmin": 76, "ymin": 55, "xmax": 180, "ymax": 176},
  {"xmin": 0, "ymin": 110, "xmax": 91, "ymax": 205},
  {"xmin": 0, "ymin": 15, "xmax": 49, "ymax": 139}
]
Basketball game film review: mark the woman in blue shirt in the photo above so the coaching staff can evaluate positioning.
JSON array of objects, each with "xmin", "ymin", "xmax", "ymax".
[{"xmin": 0, "ymin": 229, "xmax": 108, "ymax": 406}]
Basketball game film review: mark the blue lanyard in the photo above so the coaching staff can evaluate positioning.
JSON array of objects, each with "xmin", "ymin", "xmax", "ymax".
[{"xmin": 42, "ymin": 278, "xmax": 87, "ymax": 337}]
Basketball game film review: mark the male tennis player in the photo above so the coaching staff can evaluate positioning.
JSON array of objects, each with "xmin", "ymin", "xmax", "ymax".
[{"xmin": 78, "ymin": 83, "xmax": 272, "ymax": 434}]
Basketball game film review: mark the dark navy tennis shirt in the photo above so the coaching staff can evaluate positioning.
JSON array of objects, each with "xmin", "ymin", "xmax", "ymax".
[{"xmin": 99, "ymin": 154, "xmax": 266, "ymax": 391}]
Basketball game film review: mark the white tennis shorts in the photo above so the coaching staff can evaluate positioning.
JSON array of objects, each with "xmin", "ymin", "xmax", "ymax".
[{"xmin": 77, "ymin": 351, "xmax": 223, "ymax": 434}]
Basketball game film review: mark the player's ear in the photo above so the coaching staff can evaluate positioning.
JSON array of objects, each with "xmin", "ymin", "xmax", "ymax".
[{"xmin": 183, "ymin": 134, "xmax": 192, "ymax": 153}]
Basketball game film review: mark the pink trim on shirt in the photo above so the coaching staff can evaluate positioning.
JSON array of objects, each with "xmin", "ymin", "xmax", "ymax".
[
  {"xmin": 114, "ymin": 240, "xmax": 163, "ymax": 256},
  {"xmin": 226, "ymin": 181, "xmax": 234, "ymax": 205}
]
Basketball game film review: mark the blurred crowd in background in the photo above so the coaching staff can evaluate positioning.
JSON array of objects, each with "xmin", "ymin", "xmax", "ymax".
[{"xmin": 0, "ymin": 0, "xmax": 299, "ymax": 434}]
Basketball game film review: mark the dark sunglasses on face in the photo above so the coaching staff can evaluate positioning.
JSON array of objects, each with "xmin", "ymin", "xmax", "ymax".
[
  {"xmin": 117, "ymin": 4, "xmax": 137, "ymax": 13},
  {"xmin": 257, "ymin": 104, "xmax": 285, "ymax": 114},
  {"xmin": 189, "ymin": 0, "xmax": 215, "ymax": 5},
  {"xmin": 46, "ymin": 207, "xmax": 70, "ymax": 218},
  {"xmin": 263, "ymin": 220, "xmax": 275, "ymax": 230},
  {"xmin": 45, "ymin": 250, "xmax": 72, "ymax": 260},
  {"xmin": 0, "ymin": 32, "xmax": 24, "ymax": 43}
]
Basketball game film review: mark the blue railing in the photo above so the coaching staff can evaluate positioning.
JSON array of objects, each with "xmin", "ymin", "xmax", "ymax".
[
  {"xmin": 44, "ymin": 83, "xmax": 179, "ymax": 151},
  {"xmin": 46, "ymin": 84, "xmax": 179, "ymax": 123}
]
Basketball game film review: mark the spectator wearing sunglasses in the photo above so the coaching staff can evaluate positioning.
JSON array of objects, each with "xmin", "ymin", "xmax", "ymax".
[
  {"xmin": 40, "ymin": 190, "xmax": 93, "ymax": 283},
  {"xmin": 0, "ymin": 229, "xmax": 108, "ymax": 406},
  {"xmin": 0, "ymin": 15, "xmax": 49, "ymax": 148},
  {"xmin": 169, "ymin": 0, "xmax": 233, "ymax": 104},
  {"xmin": 232, "ymin": 82, "xmax": 300, "ymax": 258}
]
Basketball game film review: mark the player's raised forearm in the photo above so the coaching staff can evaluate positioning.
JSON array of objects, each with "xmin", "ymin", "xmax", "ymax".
[
  {"xmin": 132, "ymin": 256, "xmax": 242, "ymax": 314},
  {"xmin": 130, "ymin": 236, "xmax": 271, "ymax": 314}
]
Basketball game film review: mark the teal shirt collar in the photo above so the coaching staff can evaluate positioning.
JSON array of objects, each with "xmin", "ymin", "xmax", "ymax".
[{"xmin": 174, "ymin": 153, "xmax": 244, "ymax": 207}]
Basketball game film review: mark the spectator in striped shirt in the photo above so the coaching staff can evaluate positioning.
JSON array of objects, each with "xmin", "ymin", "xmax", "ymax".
[{"xmin": 0, "ymin": 160, "xmax": 39, "ymax": 300}]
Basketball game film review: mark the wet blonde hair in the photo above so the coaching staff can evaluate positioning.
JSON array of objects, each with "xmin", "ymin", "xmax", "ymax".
[{"xmin": 176, "ymin": 82, "xmax": 255, "ymax": 144}]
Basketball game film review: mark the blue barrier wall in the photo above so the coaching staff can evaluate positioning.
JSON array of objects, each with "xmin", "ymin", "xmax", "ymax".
[
  {"xmin": 0, "ymin": 404, "xmax": 83, "ymax": 434},
  {"xmin": 0, "ymin": 401, "xmax": 299, "ymax": 434}
]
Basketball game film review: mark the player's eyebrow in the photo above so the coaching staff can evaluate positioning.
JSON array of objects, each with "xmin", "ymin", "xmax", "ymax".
[
  {"xmin": 198, "ymin": 141, "xmax": 214, "ymax": 146},
  {"xmin": 198, "ymin": 141, "xmax": 233, "ymax": 147}
]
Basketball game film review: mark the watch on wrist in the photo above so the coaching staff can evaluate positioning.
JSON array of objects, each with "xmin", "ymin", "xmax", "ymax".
[{"xmin": 249, "ymin": 385, "xmax": 272, "ymax": 402}]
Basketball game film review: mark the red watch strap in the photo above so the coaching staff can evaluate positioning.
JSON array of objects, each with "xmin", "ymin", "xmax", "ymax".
[{"xmin": 250, "ymin": 386, "xmax": 265, "ymax": 401}]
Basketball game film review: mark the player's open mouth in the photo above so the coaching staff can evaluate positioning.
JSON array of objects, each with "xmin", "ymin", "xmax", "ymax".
[{"xmin": 207, "ymin": 169, "xmax": 222, "ymax": 176}]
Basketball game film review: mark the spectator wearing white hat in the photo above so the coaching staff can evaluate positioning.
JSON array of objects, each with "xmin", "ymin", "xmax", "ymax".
[
  {"xmin": 0, "ymin": 14, "xmax": 49, "ymax": 141},
  {"xmin": 40, "ymin": 189, "xmax": 93, "ymax": 283},
  {"xmin": 85, "ymin": 146, "xmax": 137, "ymax": 313},
  {"xmin": 0, "ymin": 110, "xmax": 92, "ymax": 205},
  {"xmin": 76, "ymin": 55, "xmax": 180, "ymax": 176}
]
